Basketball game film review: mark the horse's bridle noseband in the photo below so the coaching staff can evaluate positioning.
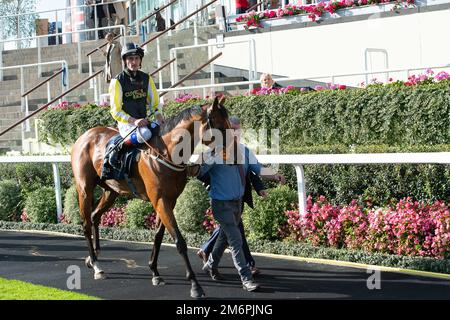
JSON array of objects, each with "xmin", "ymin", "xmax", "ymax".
[{"xmin": 139, "ymin": 105, "xmax": 231, "ymax": 173}]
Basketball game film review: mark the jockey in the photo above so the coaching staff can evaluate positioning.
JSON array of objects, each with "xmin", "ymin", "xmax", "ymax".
[{"xmin": 108, "ymin": 42, "xmax": 164, "ymax": 166}]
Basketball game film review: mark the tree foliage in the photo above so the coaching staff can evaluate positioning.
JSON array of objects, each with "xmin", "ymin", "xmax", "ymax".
[{"xmin": 0, "ymin": 0, "xmax": 38, "ymax": 47}]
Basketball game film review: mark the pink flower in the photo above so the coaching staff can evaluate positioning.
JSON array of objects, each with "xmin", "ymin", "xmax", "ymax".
[
  {"xmin": 314, "ymin": 85, "xmax": 325, "ymax": 91},
  {"xmin": 435, "ymin": 71, "xmax": 450, "ymax": 81}
]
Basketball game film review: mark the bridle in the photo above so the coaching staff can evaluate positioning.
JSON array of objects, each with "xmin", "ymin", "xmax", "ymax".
[
  {"xmin": 138, "ymin": 105, "xmax": 230, "ymax": 173},
  {"xmin": 204, "ymin": 106, "xmax": 232, "ymax": 142}
]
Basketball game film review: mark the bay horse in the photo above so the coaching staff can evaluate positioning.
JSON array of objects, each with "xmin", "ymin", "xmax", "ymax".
[{"xmin": 70, "ymin": 97, "xmax": 230, "ymax": 298}]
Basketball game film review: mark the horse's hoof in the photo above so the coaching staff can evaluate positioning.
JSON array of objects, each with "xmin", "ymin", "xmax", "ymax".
[
  {"xmin": 152, "ymin": 276, "xmax": 166, "ymax": 286},
  {"xmin": 191, "ymin": 287, "xmax": 206, "ymax": 299},
  {"xmin": 94, "ymin": 271, "xmax": 106, "ymax": 280},
  {"xmin": 85, "ymin": 256, "xmax": 93, "ymax": 269}
]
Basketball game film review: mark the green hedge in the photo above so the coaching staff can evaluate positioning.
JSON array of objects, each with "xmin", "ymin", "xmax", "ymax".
[
  {"xmin": 243, "ymin": 186, "xmax": 297, "ymax": 241},
  {"xmin": 1, "ymin": 221, "xmax": 449, "ymax": 274},
  {"xmin": 38, "ymin": 82, "xmax": 450, "ymax": 148},
  {"xmin": 174, "ymin": 179, "xmax": 210, "ymax": 235},
  {"xmin": 63, "ymin": 185, "xmax": 82, "ymax": 225},
  {"xmin": 35, "ymin": 84, "xmax": 450, "ymax": 208},
  {"xmin": 163, "ymin": 81, "xmax": 450, "ymax": 147},
  {"xmin": 0, "ymin": 180, "xmax": 23, "ymax": 221},
  {"xmin": 124, "ymin": 199, "xmax": 154, "ymax": 230},
  {"xmin": 0, "ymin": 163, "xmax": 74, "ymax": 195},
  {"xmin": 24, "ymin": 187, "xmax": 57, "ymax": 224},
  {"xmin": 38, "ymin": 104, "xmax": 115, "ymax": 146}
]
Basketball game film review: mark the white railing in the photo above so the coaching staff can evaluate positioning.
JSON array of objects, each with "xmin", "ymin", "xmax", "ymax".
[
  {"xmin": 0, "ymin": 0, "xmax": 131, "ymax": 42},
  {"xmin": 168, "ymin": 39, "xmax": 257, "ymax": 96},
  {"xmin": 0, "ymin": 25, "xmax": 127, "ymax": 74},
  {"xmin": 0, "ymin": 0, "xmax": 216, "ymax": 43},
  {"xmin": 257, "ymin": 153, "xmax": 450, "ymax": 216},
  {"xmin": 1, "ymin": 152, "xmax": 449, "ymax": 221},
  {"xmin": 0, "ymin": 60, "xmax": 69, "ymax": 137}
]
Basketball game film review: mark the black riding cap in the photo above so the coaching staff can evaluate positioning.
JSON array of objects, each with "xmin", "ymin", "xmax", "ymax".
[{"xmin": 121, "ymin": 43, "xmax": 144, "ymax": 60}]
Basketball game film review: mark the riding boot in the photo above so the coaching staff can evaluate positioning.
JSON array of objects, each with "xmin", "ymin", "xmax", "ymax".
[{"xmin": 108, "ymin": 143, "xmax": 123, "ymax": 169}]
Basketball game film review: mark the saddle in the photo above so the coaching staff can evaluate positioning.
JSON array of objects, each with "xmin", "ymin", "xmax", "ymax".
[
  {"xmin": 100, "ymin": 134, "xmax": 139, "ymax": 181},
  {"xmin": 100, "ymin": 123, "xmax": 162, "ymax": 181}
]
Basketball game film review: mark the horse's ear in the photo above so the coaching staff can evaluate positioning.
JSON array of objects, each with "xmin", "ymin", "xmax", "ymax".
[
  {"xmin": 212, "ymin": 96, "xmax": 219, "ymax": 110},
  {"xmin": 219, "ymin": 96, "xmax": 226, "ymax": 105},
  {"xmin": 207, "ymin": 96, "xmax": 219, "ymax": 114}
]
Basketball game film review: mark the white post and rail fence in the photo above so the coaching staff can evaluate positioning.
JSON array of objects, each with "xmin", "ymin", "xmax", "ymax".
[{"xmin": 0, "ymin": 152, "xmax": 449, "ymax": 222}]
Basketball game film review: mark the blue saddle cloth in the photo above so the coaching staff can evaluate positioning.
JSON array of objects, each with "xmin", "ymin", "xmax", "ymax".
[{"xmin": 100, "ymin": 134, "xmax": 139, "ymax": 180}]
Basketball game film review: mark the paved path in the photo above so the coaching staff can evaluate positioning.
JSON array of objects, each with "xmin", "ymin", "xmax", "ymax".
[{"xmin": 1, "ymin": 230, "xmax": 449, "ymax": 300}]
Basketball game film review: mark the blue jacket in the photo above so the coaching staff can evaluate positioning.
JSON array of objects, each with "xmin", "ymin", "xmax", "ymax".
[
  {"xmin": 198, "ymin": 169, "xmax": 265, "ymax": 209},
  {"xmin": 198, "ymin": 145, "xmax": 262, "ymax": 201}
]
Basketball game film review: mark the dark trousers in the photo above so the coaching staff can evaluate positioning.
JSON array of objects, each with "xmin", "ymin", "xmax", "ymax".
[{"xmin": 201, "ymin": 203, "xmax": 255, "ymax": 267}]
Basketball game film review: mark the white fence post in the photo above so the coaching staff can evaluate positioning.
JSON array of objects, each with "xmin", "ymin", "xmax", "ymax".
[
  {"xmin": 37, "ymin": 39, "xmax": 42, "ymax": 77},
  {"xmin": 157, "ymin": 38, "xmax": 163, "ymax": 90},
  {"xmin": 0, "ymin": 23, "xmax": 3, "ymax": 81},
  {"xmin": 52, "ymin": 162, "xmax": 63, "ymax": 222},
  {"xmin": 294, "ymin": 164, "xmax": 307, "ymax": 217},
  {"xmin": 77, "ymin": 40, "xmax": 82, "ymax": 74}
]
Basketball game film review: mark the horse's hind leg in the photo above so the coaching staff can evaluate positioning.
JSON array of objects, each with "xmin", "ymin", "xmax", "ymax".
[
  {"xmin": 76, "ymin": 182, "xmax": 105, "ymax": 280},
  {"xmin": 91, "ymin": 189, "xmax": 118, "ymax": 257},
  {"xmin": 149, "ymin": 215, "xmax": 166, "ymax": 286}
]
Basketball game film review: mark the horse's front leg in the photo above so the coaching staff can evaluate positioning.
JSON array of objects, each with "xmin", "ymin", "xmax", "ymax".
[{"xmin": 154, "ymin": 198, "xmax": 205, "ymax": 299}]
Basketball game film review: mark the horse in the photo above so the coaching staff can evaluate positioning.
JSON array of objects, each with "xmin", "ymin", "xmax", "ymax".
[{"xmin": 70, "ymin": 97, "xmax": 231, "ymax": 298}]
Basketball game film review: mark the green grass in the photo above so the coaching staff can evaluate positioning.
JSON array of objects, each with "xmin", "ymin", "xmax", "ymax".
[{"xmin": 0, "ymin": 278, "xmax": 101, "ymax": 300}]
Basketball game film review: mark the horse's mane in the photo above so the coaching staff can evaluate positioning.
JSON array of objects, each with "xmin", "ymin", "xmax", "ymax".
[{"xmin": 160, "ymin": 105, "xmax": 203, "ymax": 135}]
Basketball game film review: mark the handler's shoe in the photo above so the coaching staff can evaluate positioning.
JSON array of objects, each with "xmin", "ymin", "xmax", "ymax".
[
  {"xmin": 242, "ymin": 280, "xmax": 260, "ymax": 292},
  {"xmin": 197, "ymin": 249, "xmax": 209, "ymax": 263},
  {"xmin": 250, "ymin": 266, "xmax": 261, "ymax": 276},
  {"xmin": 202, "ymin": 263, "xmax": 225, "ymax": 281}
]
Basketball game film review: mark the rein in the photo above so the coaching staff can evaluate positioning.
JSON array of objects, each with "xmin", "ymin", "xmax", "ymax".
[
  {"xmin": 139, "ymin": 133, "xmax": 188, "ymax": 172},
  {"xmin": 136, "ymin": 105, "xmax": 231, "ymax": 173}
]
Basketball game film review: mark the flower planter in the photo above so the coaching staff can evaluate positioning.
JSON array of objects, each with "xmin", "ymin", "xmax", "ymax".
[
  {"xmin": 261, "ymin": 14, "xmax": 311, "ymax": 27},
  {"xmin": 260, "ymin": 3, "xmax": 400, "ymax": 28}
]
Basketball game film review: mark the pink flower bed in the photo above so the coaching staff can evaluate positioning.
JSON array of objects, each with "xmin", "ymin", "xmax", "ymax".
[
  {"xmin": 100, "ymin": 207, "xmax": 126, "ymax": 228},
  {"xmin": 174, "ymin": 93, "xmax": 201, "ymax": 103},
  {"xmin": 361, "ymin": 69, "xmax": 450, "ymax": 88},
  {"xmin": 237, "ymin": 0, "xmax": 415, "ymax": 28},
  {"xmin": 144, "ymin": 213, "xmax": 158, "ymax": 230},
  {"xmin": 285, "ymin": 196, "xmax": 450, "ymax": 259},
  {"xmin": 250, "ymin": 85, "xmax": 301, "ymax": 95},
  {"xmin": 47, "ymin": 101, "xmax": 81, "ymax": 111},
  {"xmin": 248, "ymin": 69, "xmax": 448, "ymax": 96},
  {"xmin": 98, "ymin": 206, "xmax": 157, "ymax": 230}
]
